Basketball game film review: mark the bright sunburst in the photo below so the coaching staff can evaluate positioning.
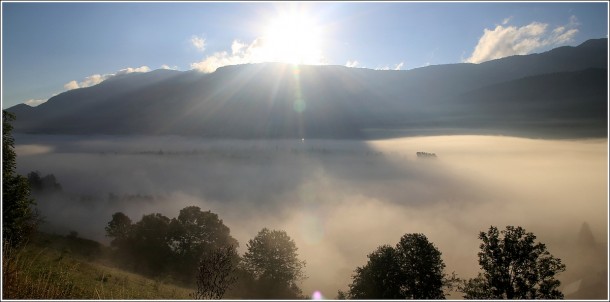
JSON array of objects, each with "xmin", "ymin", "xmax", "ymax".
[{"xmin": 261, "ymin": 11, "xmax": 324, "ymax": 65}]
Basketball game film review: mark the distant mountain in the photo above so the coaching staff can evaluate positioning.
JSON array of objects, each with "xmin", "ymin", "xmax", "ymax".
[{"xmin": 7, "ymin": 38, "xmax": 608, "ymax": 139}]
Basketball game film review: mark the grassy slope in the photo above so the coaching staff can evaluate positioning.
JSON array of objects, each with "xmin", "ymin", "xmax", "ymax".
[{"xmin": 2, "ymin": 232, "xmax": 194, "ymax": 299}]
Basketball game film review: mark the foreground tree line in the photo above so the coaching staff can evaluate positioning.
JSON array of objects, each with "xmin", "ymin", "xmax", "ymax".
[
  {"xmin": 340, "ymin": 227, "xmax": 566, "ymax": 299},
  {"xmin": 3, "ymin": 111, "xmax": 566, "ymax": 299},
  {"xmin": 105, "ymin": 208, "xmax": 305, "ymax": 299},
  {"xmin": 106, "ymin": 207, "xmax": 566, "ymax": 300}
]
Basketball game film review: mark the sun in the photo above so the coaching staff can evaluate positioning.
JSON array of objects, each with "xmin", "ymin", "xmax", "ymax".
[{"xmin": 261, "ymin": 11, "xmax": 324, "ymax": 65}]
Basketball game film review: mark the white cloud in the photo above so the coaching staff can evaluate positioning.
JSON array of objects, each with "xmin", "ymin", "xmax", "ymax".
[
  {"xmin": 231, "ymin": 40, "xmax": 247, "ymax": 55},
  {"xmin": 394, "ymin": 62, "xmax": 404, "ymax": 70},
  {"xmin": 82, "ymin": 74, "xmax": 109, "ymax": 86},
  {"xmin": 345, "ymin": 60, "xmax": 360, "ymax": 68},
  {"xmin": 63, "ymin": 80, "xmax": 80, "ymax": 90},
  {"xmin": 160, "ymin": 64, "xmax": 178, "ymax": 70},
  {"xmin": 502, "ymin": 16, "xmax": 513, "ymax": 25},
  {"xmin": 190, "ymin": 38, "xmax": 272, "ymax": 73},
  {"xmin": 63, "ymin": 66, "xmax": 151, "ymax": 91},
  {"xmin": 191, "ymin": 50, "xmax": 246, "ymax": 74},
  {"xmin": 191, "ymin": 35, "xmax": 206, "ymax": 52},
  {"xmin": 191, "ymin": 33, "xmax": 326, "ymax": 73},
  {"xmin": 116, "ymin": 66, "xmax": 151, "ymax": 75},
  {"xmin": 466, "ymin": 17, "xmax": 580, "ymax": 64},
  {"xmin": 24, "ymin": 99, "xmax": 47, "ymax": 107}
]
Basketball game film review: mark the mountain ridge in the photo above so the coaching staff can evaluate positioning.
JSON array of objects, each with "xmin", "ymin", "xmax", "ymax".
[{"xmin": 7, "ymin": 38, "xmax": 608, "ymax": 139}]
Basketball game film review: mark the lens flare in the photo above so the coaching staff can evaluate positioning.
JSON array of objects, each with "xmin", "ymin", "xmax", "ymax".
[{"xmin": 312, "ymin": 290, "xmax": 324, "ymax": 300}]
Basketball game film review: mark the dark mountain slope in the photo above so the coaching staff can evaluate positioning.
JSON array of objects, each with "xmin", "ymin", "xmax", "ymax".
[
  {"xmin": 442, "ymin": 68, "xmax": 608, "ymax": 137},
  {"xmin": 6, "ymin": 39, "xmax": 608, "ymax": 139}
]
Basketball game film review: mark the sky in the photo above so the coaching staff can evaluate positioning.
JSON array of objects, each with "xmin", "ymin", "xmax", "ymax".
[{"xmin": 1, "ymin": 1, "xmax": 608, "ymax": 109}]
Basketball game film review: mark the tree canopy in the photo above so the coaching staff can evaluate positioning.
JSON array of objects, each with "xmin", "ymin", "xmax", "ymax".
[
  {"xmin": 242, "ymin": 228, "xmax": 306, "ymax": 299},
  {"xmin": 347, "ymin": 245, "xmax": 403, "ymax": 299},
  {"xmin": 395, "ymin": 233, "xmax": 446, "ymax": 299},
  {"xmin": 346, "ymin": 233, "xmax": 450, "ymax": 299},
  {"xmin": 462, "ymin": 225, "xmax": 566, "ymax": 299},
  {"xmin": 2, "ymin": 110, "xmax": 38, "ymax": 247},
  {"xmin": 168, "ymin": 206, "xmax": 239, "ymax": 281},
  {"xmin": 104, "ymin": 206, "xmax": 238, "ymax": 283}
]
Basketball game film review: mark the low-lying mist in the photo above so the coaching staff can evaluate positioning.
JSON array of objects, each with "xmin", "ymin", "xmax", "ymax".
[{"xmin": 14, "ymin": 134, "xmax": 608, "ymax": 299}]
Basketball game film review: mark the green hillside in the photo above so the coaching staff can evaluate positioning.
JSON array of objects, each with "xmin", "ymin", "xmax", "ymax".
[{"xmin": 2, "ymin": 232, "xmax": 194, "ymax": 299}]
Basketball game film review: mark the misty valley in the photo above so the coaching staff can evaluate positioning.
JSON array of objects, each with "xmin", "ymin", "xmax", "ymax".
[
  {"xmin": 2, "ymin": 12, "xmax": 607, "ymax": 298},
  {"xmin": 9, "ymin": 133, "xmax": 608, "ymax": 299}
]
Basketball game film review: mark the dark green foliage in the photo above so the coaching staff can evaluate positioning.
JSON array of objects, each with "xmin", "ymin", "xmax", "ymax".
[
  {"xmin": 27, "ymin": 171, "xmax": 62, "ymax": 194},
  {"xmin": 346, "ymin": 233, "xmax": 449, "ymax": 299},
  {"xmin": 105, "ymin": 212, "xmax": 132, "ymax": 248},
  {"xmin": 347, "ymin": 245, "xmax": 403, "ymax": 299},
  {"xmin": 241, "ymin": 228, "xmax": 306, "ymax": 299},
  {"xmin": 2, "ymin": 110, "xmax": 38, "ymax": 247},
  {"xmin": 396, "ymin": 233, "xmax": 446, "ymax": 299},
  {"xmin": 104, "ymin": 207, "xmax": 239, "ymax": 284},
  {"xmin": 462, "ymin": 226, "xmax": 566, "ymax": 299},
  {"xmin": 168, "ymin": 206, "xmax": 239, "ymax": 282},
  {"xmin": 129, "ymin": 213, "xmax": 173, "ymax": 276}
]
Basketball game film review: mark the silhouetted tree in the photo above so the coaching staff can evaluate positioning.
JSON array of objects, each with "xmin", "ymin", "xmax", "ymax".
[
  {"xmin": 27, "ymin": 171, "xmax": 62, "ymax": 194},
  {"xmin": 168, "ymin": 206, "xmax": 239, "ymax": 282},
  {"xmin": 105, "ymin": 212, "xmax": 133, "ymax": 248},
  {"xmin": 395, "ymin": 233, "xmax": 446, "ymax": 299},
  {"xmin": 192, "ymin": 245, "xmax": 238, "ymax": 299},
  {"xmin": 347, "ymin": 245, "xmax": 403, "ymax": 299},
  {"xmin": 462, "ymin": 226, "xmax": 566, "ymax": 299},
  {"xmin": 242, "ymin": 228, "xmax": 306, "ymax": 299},
  {"xmin": 104, "ymin": 207, "xmax": 240, "ymax": 283},
  {"xmin": 2, "ymin": 111, "xmax": 38, "ymax": 247},
  {"xmin": 346, "ymin": 233, "xmax": 450, "ymax": 299},
  {"xmin": 27, "ymin": 171, "xmax": 43, "ymax": 192},
  {"xmin": 130, "ymin": 213, "xmax": 172, "ymax": 275}
]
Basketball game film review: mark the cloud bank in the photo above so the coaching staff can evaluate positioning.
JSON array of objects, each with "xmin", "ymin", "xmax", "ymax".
[
  {"xmin": 466, "ymin": 16, "xmax": 580, "ymax": 63},
  {"xmin": 13, "ymin": 134, "xmax": 607, "ymax": 298},
  {"xmin": 190, "ymin": 34, "xmax": 326, "ymax": 73},
  {"xmin": 62, "ymin": 66, "xmax": 151, "ymax": 91},
  {"xmin": 190, "ymin": 38, "xmax": 268, "ymax": 73}
]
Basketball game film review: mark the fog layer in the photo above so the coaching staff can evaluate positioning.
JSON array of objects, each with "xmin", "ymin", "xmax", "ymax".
[{"xmin": 14, "ymin": 134, "xmax": 607, "ymax": 299}]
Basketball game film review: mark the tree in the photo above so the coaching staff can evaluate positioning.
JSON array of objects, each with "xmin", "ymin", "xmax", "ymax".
[
  {"xmin": 105, "ymin": 212, "xmax": 133, "ymax": 248},
  {"xmin": 192, "ymin": 245, "xmax": 238, "ymax": 299},
  {"xmin": 242, "ymin": 228, "xmax": 306, "ymax": 299},
  {"xmin": 395, "ymin": 233, "xmax": 446, "ymax": 299},
  {"xmin": 27, "ymin": 171, "xmax": 62, "ymax": 194},
  {"xmin": 462, "ymin": 226, "xmax": 566, "ymax": 299},
  {"xmin": 2, "ymin": 111, "xmax": 38, "ymax": 247},
  {"xmin": 104, "ymin": 207, "xmax": 240, "ymax": 283},
  {"xmin": 346, "ymin": 233, "xmax": 450, "ymax": 299},
  {"xmin": 336, "ymin": 290, "xmax": 347, "ymax": 300},
  {"xmin": 168, "ymin": 206, "xmax": 239, "ymax": 282},
  {"xmin": 130, "ymin": 213, "xmax": 173, "ymax": 275},
  {"xmin": 347, "ymin": 245, "xmax": 403, "ymax": 299}
]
